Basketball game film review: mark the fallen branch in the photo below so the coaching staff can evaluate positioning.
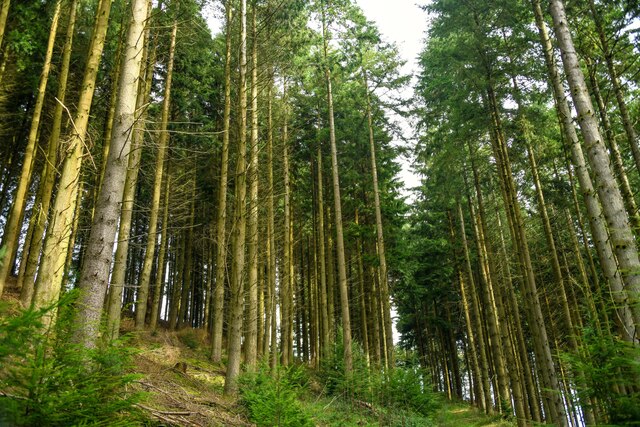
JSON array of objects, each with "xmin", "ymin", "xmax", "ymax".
[{"xmin": 135, "ymin": 403, "xmax": 191, "ymax": 416}]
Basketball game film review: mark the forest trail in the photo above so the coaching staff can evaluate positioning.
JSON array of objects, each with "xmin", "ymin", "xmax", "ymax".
[{"xmin": 434, "ymin": 401, "xmax": 514, "ymax": 427}]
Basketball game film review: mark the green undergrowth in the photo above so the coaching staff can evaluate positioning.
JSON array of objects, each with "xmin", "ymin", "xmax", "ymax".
[
  {"xmin": 0, "ymin": 292, "xmax": 145, "ymax": 426},
  {"xmin": 434, "ymin": 400, "xmax": 516, "ymax": 427}
]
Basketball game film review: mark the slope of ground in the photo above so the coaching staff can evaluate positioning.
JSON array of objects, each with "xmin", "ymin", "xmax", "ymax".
[{"xmin": 434, "ymin": 400, "xmax": 515, "ymax": 427}]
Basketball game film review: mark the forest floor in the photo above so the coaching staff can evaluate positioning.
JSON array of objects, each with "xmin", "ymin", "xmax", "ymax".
[
  {"xmin": 433, "ymin": 400, "xmax": 515, "ymax": 427},
  {"xmin": 124, "ymin": 321, "xmax": 514, "ymax": 427}
]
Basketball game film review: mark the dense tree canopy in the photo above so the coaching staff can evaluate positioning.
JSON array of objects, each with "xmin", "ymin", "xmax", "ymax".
[{"xmin": 0, "ymin": 0, "xmax": 639, "ymax": 425}]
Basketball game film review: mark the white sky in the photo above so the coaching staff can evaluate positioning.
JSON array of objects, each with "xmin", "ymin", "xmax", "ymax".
[
  {"xmin": 354, "ymin": 0, "xmax": 427, "ymax": 199},
  {"xmin": 204, "ymin": 1, "xmax": 428, "ymax": 200}
]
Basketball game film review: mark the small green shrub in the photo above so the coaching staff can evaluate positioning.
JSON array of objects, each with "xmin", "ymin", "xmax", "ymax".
[
  {"xmin": 563, "ymin": 328, "xmax": 640, "ymax": 425},
  {"xmin": 318, "ymin": 330, "xmax": 437, "ymax": 419},
  {"xmin": 239, "ymin": 363, "xmax": 313, "ymax": 427},
  {"xmin": 0, "ymin": 292, "xmax": 144, "ymax": 426},
  {"xmin": 177, "ymin": 329, "xmax": 199, "ymax": 349}
]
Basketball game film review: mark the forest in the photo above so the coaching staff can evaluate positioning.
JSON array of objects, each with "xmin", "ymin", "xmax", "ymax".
[{"xmin": 0, "ymin": 0, "xmax": 639, "ymax": 425}]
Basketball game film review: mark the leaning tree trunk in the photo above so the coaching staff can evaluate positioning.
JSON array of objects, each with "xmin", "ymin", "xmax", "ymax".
[
  {"xmin": 549, "ymin": 0, "xmax": 640, "ymax": 339},
  {"xmin": 224, "ymin": 0, "xmax": 248, "ymax": 395},
  {"xmin": 32, "ymin": 0, "xmax": 113, "ymax": 316},
  {"xmin": 74, "ymin": 0, "xmax": 149, "ymax": 347},
  {"xmin": 531, "ymin": 0, "xmax": 634, "ymax": 344},
  {"xmin": 588, "ymin": 0, "xmax": 640, "ymax": 176},
  {"xmin": 18, "ymin": 0, "xmax": 78, "ymax": 306},
  {"xmin": 210, "ymin": 0, "xmax": 233, "ymax": 364},
  {"xmin": 0, "ymin": 0, "xmax": 61, "ymax": 296},
  {"xmin": 135, "ymin": 13, "xmax": 177, "ymax": 330}
]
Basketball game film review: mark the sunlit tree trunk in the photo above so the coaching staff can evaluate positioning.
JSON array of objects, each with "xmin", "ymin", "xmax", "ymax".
[
  {"xmin": 532, "ymin": 0, "xmax": 633, "ymax": 343},
  {"xmin": 33, "ymin": 0, "xmax": 113, "ymax": 315},
  {"xmin": 0, "ymin": 0, "xmax": 10, "ymax": 54},
  {"xmin": 74, "ymin": 0, "xmax": 150, "ymax": 346},
  {"xmin": 586, "ymin": 61, "xmax": 640, "ymax": 232},
  {"xmin": 18, "ymin": 0, "xmax": 78, "ymax": 305},
  {"xmin": 0, "ymin": 0, "xmax": 61, "ymax": 296},
  {"xmin": 106, "ymin": 18, "xmax": 155, "ymax": 339}
]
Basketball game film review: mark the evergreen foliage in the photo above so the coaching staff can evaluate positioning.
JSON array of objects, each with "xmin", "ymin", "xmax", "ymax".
[
  {"xmin": 0, "ymin": 293, "xmax": 144, "ymax": 426},
  {"xmin": 239, "ymin": 363, "xmax": 313, "ymax": 427}
]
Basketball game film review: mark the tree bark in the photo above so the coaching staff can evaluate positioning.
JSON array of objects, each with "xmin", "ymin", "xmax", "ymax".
[
  {"xmin": 32, "ymin": 0, "xmax": 113, "ymax": 316},
  {"xmin": 106, "ymin": 16, "xmax": 155, "ymax": 339},
  {"xmin": 549, "ymin": 0, "xmax": 640, "ymax": 340},
  {"xmin": 210, "ymin": 0, "xmax": 233, "ymax": 363},
  {"xmin": 0, "ymin": 0, "xmax": 61, "ymax": 296},
  {"xmin": 135, "ymin": 12, "xmax": 177, "ymax": 329},
  {"xmin": 245, "ymin": 5, "xmax": 259, "ymax": 370},
  {"xmin": 321, "ymin": 3, "xmax": 352, "ymax": 374},
  {"xmin": 18, "ymin": 0, "xmax": 78, "ymax": 305},
  {"xmin": 74, "ymin": 0, "xmax": 149, "ymax": 347},
  {"xmin": 224, "ymin": 0, "xmax": 248, "ymax": 395}
]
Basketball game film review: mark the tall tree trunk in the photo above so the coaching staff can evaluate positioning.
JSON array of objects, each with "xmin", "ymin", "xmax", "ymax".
[
  {"xmin": 210, "ymin": 0, "xmax": 233, "ymax": 363},
  {"xmin": 18, "ymin": 0, "xmax": 78, "ymax": 305},
  {"xmin": 245, "ymin": 5, "xmax": 259, "ymax": 370},
  {"xmin": 585, "ymin": 61, "xmax": 640, "ymax": 232},
  {"xmin": 150, "ymin": 169, "xmax": 171, "ymax": 330},
  {"xmin": 455, "ymin": 202, "xmax": 486, "ymax": 412},
  {"xmin": 32, "ymin": 0, "xmax": 113, "ymax": 315},
  {"xmin": 266, "ymin": 82, "xmax": 277, "ymax": 370},
  {"xmin": 135, "ymin": 13, "xmax": 177, "ymax": 330},
  {"xmin": 74, "ymin": 0, "xmax": 149, "ymax": 347},
  {"xmin": 486, "ymin": 84, "xmax": 568, "ymax": 424},
  {"xmin": 321, "ymin": 3, "xmax": 352, "ymax": 375},
  {"xmin": 532, "ymin": 0, "xmax": 635, "ymax": 344},
  {"xmin": 224, "ymin": 0, "xmax": 248, "ymax": 395},
  {"xmin": 177, "ymin": 176, "xmax": 196, "ymax": 329},
  {"xmin": 588, "ymin": 0, "xmax": 640, "ymax": 176},
  {"xmin": 0, "ymin": 0, "xmax": 61, "ymax": 295},
  {"xmin": 363, "ymin": 70, "xmax": 394, "ymax": 369},
  {"xmin": 106, "ymin": 17, "xmax": 155, "ymax": 339},
  {"xmin": 316, "ymin": 146, "xmax": 330, "ymax": 356},
  {"xmin": 281, "ymin": 83, "xmax": 292, "ymax": 366},
  {"xmin": 549, "ymin": 0, "xmax": 640, "ymax": 339}
]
